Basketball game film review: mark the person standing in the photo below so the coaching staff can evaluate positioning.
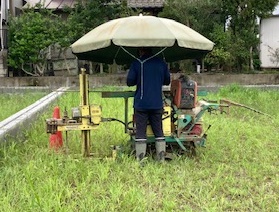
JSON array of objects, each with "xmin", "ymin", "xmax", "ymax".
[{"xmin": 127, "ymin": 47, "xmax": 171, "ymax": 162}]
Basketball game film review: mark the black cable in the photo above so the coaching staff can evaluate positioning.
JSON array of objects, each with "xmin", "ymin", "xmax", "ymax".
[{"xmin": 102, "ymin": 118, "xmax": 126, "ymax": 126}]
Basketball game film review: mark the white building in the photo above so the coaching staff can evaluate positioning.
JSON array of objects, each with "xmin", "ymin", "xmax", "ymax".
[{"xmin": 259, "ymin": 6, "xmax": 279, "ymax": 69}]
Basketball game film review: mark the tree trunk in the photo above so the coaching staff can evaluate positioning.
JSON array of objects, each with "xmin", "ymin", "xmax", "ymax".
[{"xmin": 63, "ymin": 50, "xmax": 71, "ymax": 74}]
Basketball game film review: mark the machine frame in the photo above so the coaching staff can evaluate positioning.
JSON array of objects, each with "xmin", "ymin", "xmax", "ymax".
[{"xmin": 46, "ymin": 69, "xmax": 223, "ymax": 158}]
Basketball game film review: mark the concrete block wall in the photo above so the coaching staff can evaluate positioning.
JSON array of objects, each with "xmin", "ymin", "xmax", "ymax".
[{"xmin": 0, "ymin": 73, "xmax": 278, "ymax": 88}]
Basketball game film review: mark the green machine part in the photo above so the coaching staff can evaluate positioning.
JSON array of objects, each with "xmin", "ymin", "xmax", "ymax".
[{"xmin": 100, "ymin": 89, "xmax": 220, "ymax": 155}]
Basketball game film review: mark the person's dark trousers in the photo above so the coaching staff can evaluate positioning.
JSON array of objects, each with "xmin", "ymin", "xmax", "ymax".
[
  {"xmin": 135, "ymin": 109, "xmax": 166, "ymax": 161},
  {"xmin": 135, "ymin": 109, "xmax": 164, "ymax": 138}
]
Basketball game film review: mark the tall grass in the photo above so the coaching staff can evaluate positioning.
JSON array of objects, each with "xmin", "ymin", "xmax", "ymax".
[
  {"xmin": 0, "ymin": 85, "xmax": 278, "ymax": 211},
  {"xmin": 0, "ymin": 92, "xmax": 47, "ymax": 121}
]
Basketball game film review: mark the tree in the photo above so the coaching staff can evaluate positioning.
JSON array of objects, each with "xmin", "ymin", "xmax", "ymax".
[
  {"xmin": 8, "ymin": 7, "xmax": 68, "ymax": 76},
  {"xmin": 161, "ymin": 0, "xmax": 279, "ymax": 72},
  {"xmin": 66, "ymin": 0, "xmax": 133, "ymax": 44},
  {"xmin": 160, "ymin": 0, "xmax": 225, "ymax": 71},
  {"xmin": 8, "ymin": 1, "xmax": 132, "ymax": 76},
  {"xmin": 204, "ymin": 25, "xmax": 233, "ymax": 71},
  {"xmin": 222, "ymin": 0, "xmax": 279, "ymax": 71},
  {"xmin": 160, "ymin": 0, "xmax": 223, "ymax": 37}
]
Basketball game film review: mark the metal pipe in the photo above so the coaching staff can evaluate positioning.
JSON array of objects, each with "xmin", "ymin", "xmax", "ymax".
[
  {"xmin": 79, "ymin": 68, "xmax": 91, "ymax": 156},
  {"xmin": 124, "ymin": 97, "xmax": 129, "ymax": 133}
]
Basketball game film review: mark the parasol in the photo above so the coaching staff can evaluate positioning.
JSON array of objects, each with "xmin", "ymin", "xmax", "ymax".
[{"xmin": 71, "ymin": 15, "xmax": 214, "ymax": 64}]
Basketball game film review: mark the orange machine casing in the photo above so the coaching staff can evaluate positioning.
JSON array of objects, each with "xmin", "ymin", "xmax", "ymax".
[{"xmin": 171, "ymin": 79, "xmax": 197, "ymax": 109}]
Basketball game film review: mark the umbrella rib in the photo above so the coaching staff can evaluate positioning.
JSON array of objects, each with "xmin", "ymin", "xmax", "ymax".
[
  {"xmin": 120, "ymin": 46, "xmax": 138, "ymax": 61},
  {"xmin": 153, "ymin": 47, "xmax": 168, "ymax": 61},
  {"xmin": 120, "ymin": 46, "xmax": 168, "ymax": 100},
  {"xmin": 114, "ymin": 46, "xmax": 121, "ymax": 62},
  {"xmin": 120, "ymin": 46, "xmax": 167, "ymax": 62}
]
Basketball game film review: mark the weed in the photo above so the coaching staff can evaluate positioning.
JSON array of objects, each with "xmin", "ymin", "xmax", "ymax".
[{"xmin": 0, "ymin": 92, "xmax": 46, "ymax": 121}]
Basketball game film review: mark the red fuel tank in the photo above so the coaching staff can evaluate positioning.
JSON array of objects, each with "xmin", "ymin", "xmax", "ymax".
[{"xmin": 171, "ymin": 78, "xmax": 197, "ymax": 109}]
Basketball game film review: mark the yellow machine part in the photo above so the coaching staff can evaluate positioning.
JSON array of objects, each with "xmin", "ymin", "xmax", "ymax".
[
  {"xmin": 90, "ymin": 104, "xmax": 102, "ymax": 125},
  {"xmin": 147, "ymin": 106, "xmax": 172, "ymax": 137}
]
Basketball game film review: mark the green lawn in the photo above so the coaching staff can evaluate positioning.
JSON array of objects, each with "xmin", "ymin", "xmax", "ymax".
[
  {"xmin": 0, "ymin": 85, "xmax": 278, "ymax": 211},
  {"xmin": 0, "ymin": 92, "xmax": 47, "ymax": 121}
]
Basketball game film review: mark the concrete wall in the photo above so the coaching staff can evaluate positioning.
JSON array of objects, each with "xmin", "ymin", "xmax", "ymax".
[
  {"xmin": 0, "ymin": 73, "xmax": 278, "ymax": 88},
  {"xmin": 188, "ymin": 73, "xmax": 279, "ymax": 86}
]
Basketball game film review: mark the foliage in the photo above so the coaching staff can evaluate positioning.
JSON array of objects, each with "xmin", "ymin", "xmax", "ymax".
[
  {"xmin": 0, "ymin": 92, "xmax": 47, "ymax": 121},
  {"xmin": 8, "ymin": 7, "xmax": 67, "ymax": 76},
  {"xmin": 7, "ymin": 1, "xmax": 133, "ymax": 76},
  {"xmin": 161, "ymin": 0, "xmax": 225, "ymax": 72},
  {"xmin": 64, "ymin": 0, "xmax": 134, "ymax": 45},
  {"xmin": 204, "ymin": 25, "xmax": 233, "ymax": 71},
  {"xmin": 161, "ymin": 0, "xmax": 279, "ymax": 72},
  {"xmin": 160, "ymin": 0, "xmax": 223, "ymax": 38},
  {"xmin": 221, "ymin": 0, "xmax": 279, "ymax": 71}
]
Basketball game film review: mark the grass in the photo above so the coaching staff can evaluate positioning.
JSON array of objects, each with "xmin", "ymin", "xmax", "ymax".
[
  {"xmin": 0, "ymin": 85, "xmax": 278, "ymax": 211},
  {"xmin": 0, "ymin": 92, "xmax": 47, "ymax": 121}
]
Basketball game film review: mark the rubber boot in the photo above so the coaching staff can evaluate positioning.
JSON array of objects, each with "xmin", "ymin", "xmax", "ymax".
[
  {"xmin": 135, "ymin": 141, "xmax": 147, "ymax": 162},
  {"xmin": 155, "ymin": 140, "xmax": 166, "ymax": 162}
]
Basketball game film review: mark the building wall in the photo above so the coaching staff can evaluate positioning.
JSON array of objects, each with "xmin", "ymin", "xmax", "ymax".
[{"xmin": 260, "ymin": 16, "xmax": 279, "ymax": 69}]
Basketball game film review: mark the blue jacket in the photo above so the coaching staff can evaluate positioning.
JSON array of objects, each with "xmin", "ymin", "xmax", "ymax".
[{"xmin": 127, "ymin": 55, "xmax": 170, "ymax": 110}]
